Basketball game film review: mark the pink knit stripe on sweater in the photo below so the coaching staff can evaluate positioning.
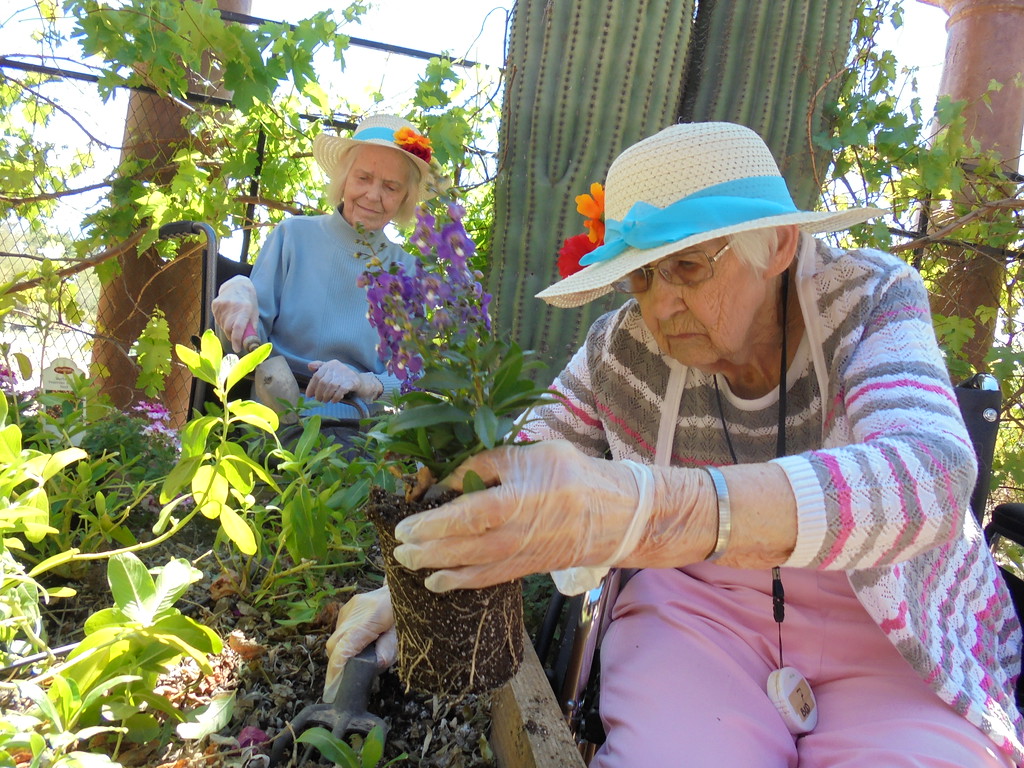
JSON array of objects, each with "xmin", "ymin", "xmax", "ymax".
[
  {"xmin": 846, "ymin": 377, "xmax": 958, "ymax": 409},
  {"xmin": 562, "ymin": 394, "xmax": 603, "ymax": 430},
  {"xmin": 816, "ymin": 452, "xmax": 856, "ymax": 567},
  {"xmin": 867, "ymin": 304, "xmax": 930, "ymax": 330},
  {"xmin": 596, "ymin": 401, "xmax": 657, "ymax": 456},
  {"xmin": 878, "ymin": 599, "xmax": 909, "ymax": 633}
]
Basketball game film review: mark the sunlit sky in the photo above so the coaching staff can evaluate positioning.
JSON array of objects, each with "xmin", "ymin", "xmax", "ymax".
[
  {"xmin": 244, "ymin": 0, "xmax": 950, "ymax": 113},
  {"xmin": 0, "ymin": 1, "xmax": 950, "ymax": 141}
]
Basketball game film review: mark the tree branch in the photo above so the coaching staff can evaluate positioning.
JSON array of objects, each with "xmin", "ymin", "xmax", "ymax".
[
  {"xmin": 0, "ymin": 181, "xmax": 112, "ymax": 205},
  {"xmin": 4, "ymin": 230, "xmax": 147, "ymax": 295},
  {"xmin": 891, "ymin": 197, "xmax": 1024, "ymax": 254}
]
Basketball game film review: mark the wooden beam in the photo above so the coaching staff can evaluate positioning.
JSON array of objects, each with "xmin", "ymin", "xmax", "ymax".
[{"xmin": 490, "ymin": 634, "xmax": 588, "ymax": 768}]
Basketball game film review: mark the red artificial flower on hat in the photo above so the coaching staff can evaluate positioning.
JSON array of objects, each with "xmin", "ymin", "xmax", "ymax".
[
  {"xmin": 557, "ymin": 182, "xmax": 605, "ymax": 278},
  {"xmin": 394, "ymin": 126, "xmax": 432, "ymax": 164},
  {"xmin": 557, "ymin": 233, "xmax": 597, "ymax": 278}
]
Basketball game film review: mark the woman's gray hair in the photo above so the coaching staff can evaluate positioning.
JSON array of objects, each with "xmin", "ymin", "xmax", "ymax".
[
  {"xmin": 325, "ymin": 145, "xmax": 423, "ymax": 227},
  {"xmin": 726, "ymin": 227, "xmax": 781, "ymax": 274}
]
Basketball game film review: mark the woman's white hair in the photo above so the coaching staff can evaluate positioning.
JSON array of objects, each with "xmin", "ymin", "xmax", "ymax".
[
  {"xmin": 726, "ymin": 227, "xmax": 781, "ymax": 274},
  {"xmin": 325, "ymin": 145, "xmax": 423, "ymax": 227}
]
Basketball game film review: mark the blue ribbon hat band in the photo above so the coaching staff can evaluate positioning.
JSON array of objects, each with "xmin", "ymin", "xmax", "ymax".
[
  {"xmin": 355, "ymin": 126, "xmax": 398, "ymax": 142},
  {"xmin": 579, "ymin": 175, "xmax": 799, "ymax": 267}
]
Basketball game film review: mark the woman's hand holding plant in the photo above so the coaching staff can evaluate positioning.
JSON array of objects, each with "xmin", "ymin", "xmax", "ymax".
[{"xmin": 393, "ymin": 440, "xmax": 724, "ymax": 591}]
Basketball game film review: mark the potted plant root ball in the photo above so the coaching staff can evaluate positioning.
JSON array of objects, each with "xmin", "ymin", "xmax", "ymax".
[{"xmin": 359, "ymin": 198, "xmax": 555, "ymax": 696}]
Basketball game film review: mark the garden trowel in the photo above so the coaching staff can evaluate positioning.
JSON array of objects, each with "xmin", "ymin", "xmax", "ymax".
[
  {"xmin": 266, "ymin": 643, "xmax": 385, "ymax": 766},
  {"xmin": 243, "ymin": 322, "xmax": 300, "ymax": 425}
]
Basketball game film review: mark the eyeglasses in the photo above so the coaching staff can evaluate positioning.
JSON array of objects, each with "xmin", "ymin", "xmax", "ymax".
[{"xmin": 611, "ymin": 242, "xmax": 732, "ymax": 295}]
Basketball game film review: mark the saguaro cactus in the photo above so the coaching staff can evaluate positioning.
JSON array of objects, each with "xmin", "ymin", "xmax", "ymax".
[
  {"xmin": 488, "ymin": 0, "xmax": 696, "ymax": 369},
  {"xmin": 490, "ymin": 0, "xmax": 862, "ymax": 375},
  {"xmin": 679, "ymin": 0, "xmax": 861, "ymax": 209}
]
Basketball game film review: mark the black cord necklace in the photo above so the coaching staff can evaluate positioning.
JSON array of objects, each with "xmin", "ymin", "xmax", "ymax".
[{"xmin": 713, "ymin": 268, "xmax": 789, "ymax": 668}]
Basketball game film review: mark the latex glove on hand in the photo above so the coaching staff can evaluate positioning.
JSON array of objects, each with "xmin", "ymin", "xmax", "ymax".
[
  {"xmin": 323, "ymin": 586, "xmax": 397, "ymax": 703},
  {"xmin": 211, "ymin": 275, "xmax": 259, "ymax": 353},
  {"xmin": 391, "ymin": 440, "xmax": 712, "ymax": 592},
  {"xmin": 306, "ymin": 360, "xmax": 382, "ymax": 403}
]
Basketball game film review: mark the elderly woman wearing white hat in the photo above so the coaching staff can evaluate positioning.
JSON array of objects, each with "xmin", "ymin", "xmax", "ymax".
[
  {"xmin": 212, "ymin": 113, "xmax": 438, "ymax": 421},
  {"xmin": 328, "ymin": 122, "xmax": 1024, "ymax": 766}
]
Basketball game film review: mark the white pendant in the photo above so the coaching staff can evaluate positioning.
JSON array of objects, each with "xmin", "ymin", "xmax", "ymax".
[{"xmin": 767, "ymin": 666, "xmax": 818, "ymax": 734}]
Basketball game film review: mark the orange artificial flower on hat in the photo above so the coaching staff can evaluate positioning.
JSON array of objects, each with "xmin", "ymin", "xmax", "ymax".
[
  {"xmin": 575, "ymin": 182, "xmax": 605, "ymax": 244},
  {"xmin": 556, "ymin": 182, "xmax": 605, "ymax": 279},
  {"xmin": 394, "ymin": 126, "xmax": 433, "ymax": 164}
]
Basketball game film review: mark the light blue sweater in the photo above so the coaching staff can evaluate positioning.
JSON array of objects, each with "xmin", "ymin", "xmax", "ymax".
[{"xmin": 250, "ymin": 206, "xmax": 415, "ymax": 405}]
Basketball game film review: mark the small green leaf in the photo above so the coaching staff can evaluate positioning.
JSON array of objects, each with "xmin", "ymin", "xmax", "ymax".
[
  {"xmin": 219, "ymin": 505, "xmax": 257, "ymax": 555},
  {"xmin": 296, "ymin": 727, "xmax": 359, "ymax": 767},
  {"xmin": 387, "ymin": 402, "xmax": 470, "ymax": 432},
  {"xmin": 361, "ymin": 724, "xmax": 385, "ymax": 768},
  {"xmin": 228, "ymin": 400, "xmax": 279, "ymax": 432},
  {"xmin": 27, "ymin": 547, "xmax": 81, "ymax": 578},
  {"xmin": 225, "ymin": 342, "xmax": 271, "ymax": 392},
  {"xmin": 198, "ymin": 328, "xmax": 225, "ymax": 365},
  {"xmin": 462, "ymin": 470, "xmax": 486, "ymax": 494},
  {"xmin": 107, "ymin": 552, "xmax": 156, "ymax": 614},
  {"xmin": 473, "ymin": 405, "xmax": 500, "ymax": 449},
  {"xmin": 176, "ymin": 692, "xmax": 236, "ymax": 740},
  {"xmin": 416, "ymin": 368, "xmax": 474, "ymax": 392}
]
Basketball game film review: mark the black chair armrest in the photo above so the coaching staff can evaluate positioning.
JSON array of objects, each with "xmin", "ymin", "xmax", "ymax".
[{"xmin": 986, "ymin": 503, "xmax": 1024, "ymax": 545}]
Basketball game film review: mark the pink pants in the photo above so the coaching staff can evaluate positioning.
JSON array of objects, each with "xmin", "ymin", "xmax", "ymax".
[{"xmin": 590, "ymin": 565, "xmax": 1015, "ymax": 768}]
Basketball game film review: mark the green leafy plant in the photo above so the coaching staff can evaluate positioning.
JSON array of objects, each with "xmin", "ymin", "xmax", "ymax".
[
  {"xmin": 360, "ymin": 200, "xmax": 555, "ymax": 488},
  {"xmin": 160, "ymin": 331, "xmax": 282, "ymax": 556},
  {"xmin": 0, "ymin": 392, "xmax": 85, "ymax": 661},
  {"xmin": 1, "ymin": 385, "xmax": 185, "ymax": 573},
  {"xmin": 167, "ymin": 333, "xmax": 380, "ymax": 616},
  {"xmin": 297, "ymin": 724, "xmax": 407, "ymax": 768},
  {"xmin": 7, "ymin": 552, "xmax": 221, "ymax": 764}
]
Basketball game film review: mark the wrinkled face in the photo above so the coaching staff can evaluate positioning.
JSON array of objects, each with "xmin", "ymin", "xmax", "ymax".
[
  {"xmin": 340, "ymin": 145, "xmax": 411, "ymax": 231},
  {"xmin": 634, "ymin": 237, "xmax": 774, "ymax": 373}
]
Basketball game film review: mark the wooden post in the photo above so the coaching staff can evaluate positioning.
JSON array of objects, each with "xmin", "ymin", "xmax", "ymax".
[{"xmin": 490, "ymin": 635, "xmax": 588, "ymax": 768}]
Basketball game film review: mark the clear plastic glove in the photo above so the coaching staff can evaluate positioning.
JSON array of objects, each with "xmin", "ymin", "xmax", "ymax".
[
  {"xmin": 323, "ymin": 586, "xmax": 397, "ymax": 703},
  {"xmin": 306, "ymin": 360, "xmax": 382, "ymax": 403},
  {"xmin": 211, "ymin": 275, "xmax": 259, "ymax": 353},
  {"xmin": 391, "ymin": 440, "xmax": 712, "ymax": 592}
]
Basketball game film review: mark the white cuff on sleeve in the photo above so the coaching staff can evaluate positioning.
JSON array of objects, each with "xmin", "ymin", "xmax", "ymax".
[{"xmin": 772, "ymin": 454, "xmax": 828, "ymax": 567}]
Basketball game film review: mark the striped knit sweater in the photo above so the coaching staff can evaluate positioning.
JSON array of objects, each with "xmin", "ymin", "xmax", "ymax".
[{"xmin": 524, "ymin": 235, "xmax": 1024, "ymax": 762}]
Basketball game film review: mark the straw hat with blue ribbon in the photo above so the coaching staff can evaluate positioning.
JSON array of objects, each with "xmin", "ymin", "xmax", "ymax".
[
  {"xmin": 537, "ymin": 122, "xmax": 885, "ymax": 308},
  {"xmin": 312, "ymin": 113, "xmax": 439, "ymax": 202}
]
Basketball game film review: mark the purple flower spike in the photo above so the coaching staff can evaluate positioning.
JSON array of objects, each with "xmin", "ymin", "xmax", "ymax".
[{"xmin": 360, "ymin": 198, "xmax": 492, "ymax": 392}]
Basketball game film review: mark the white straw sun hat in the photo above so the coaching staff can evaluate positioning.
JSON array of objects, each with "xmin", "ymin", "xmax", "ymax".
[
  {"xmin": 312, "ymin": 113, "xmax": 439, "ymax": 202},
  {"xmin": 537, "ymin": 122, "xmax": 885, "ymax": 308}
]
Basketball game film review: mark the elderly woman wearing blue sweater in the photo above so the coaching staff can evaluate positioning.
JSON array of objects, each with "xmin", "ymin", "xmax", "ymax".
[{"xmin": 212, "ymin": 114, "xmax": 438, "ymax": 420}]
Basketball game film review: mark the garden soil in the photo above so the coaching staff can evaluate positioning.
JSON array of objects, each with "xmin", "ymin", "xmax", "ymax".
[{"xmin": 5, "ymin": 519, "xmax": 508, "ymax": 767}]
